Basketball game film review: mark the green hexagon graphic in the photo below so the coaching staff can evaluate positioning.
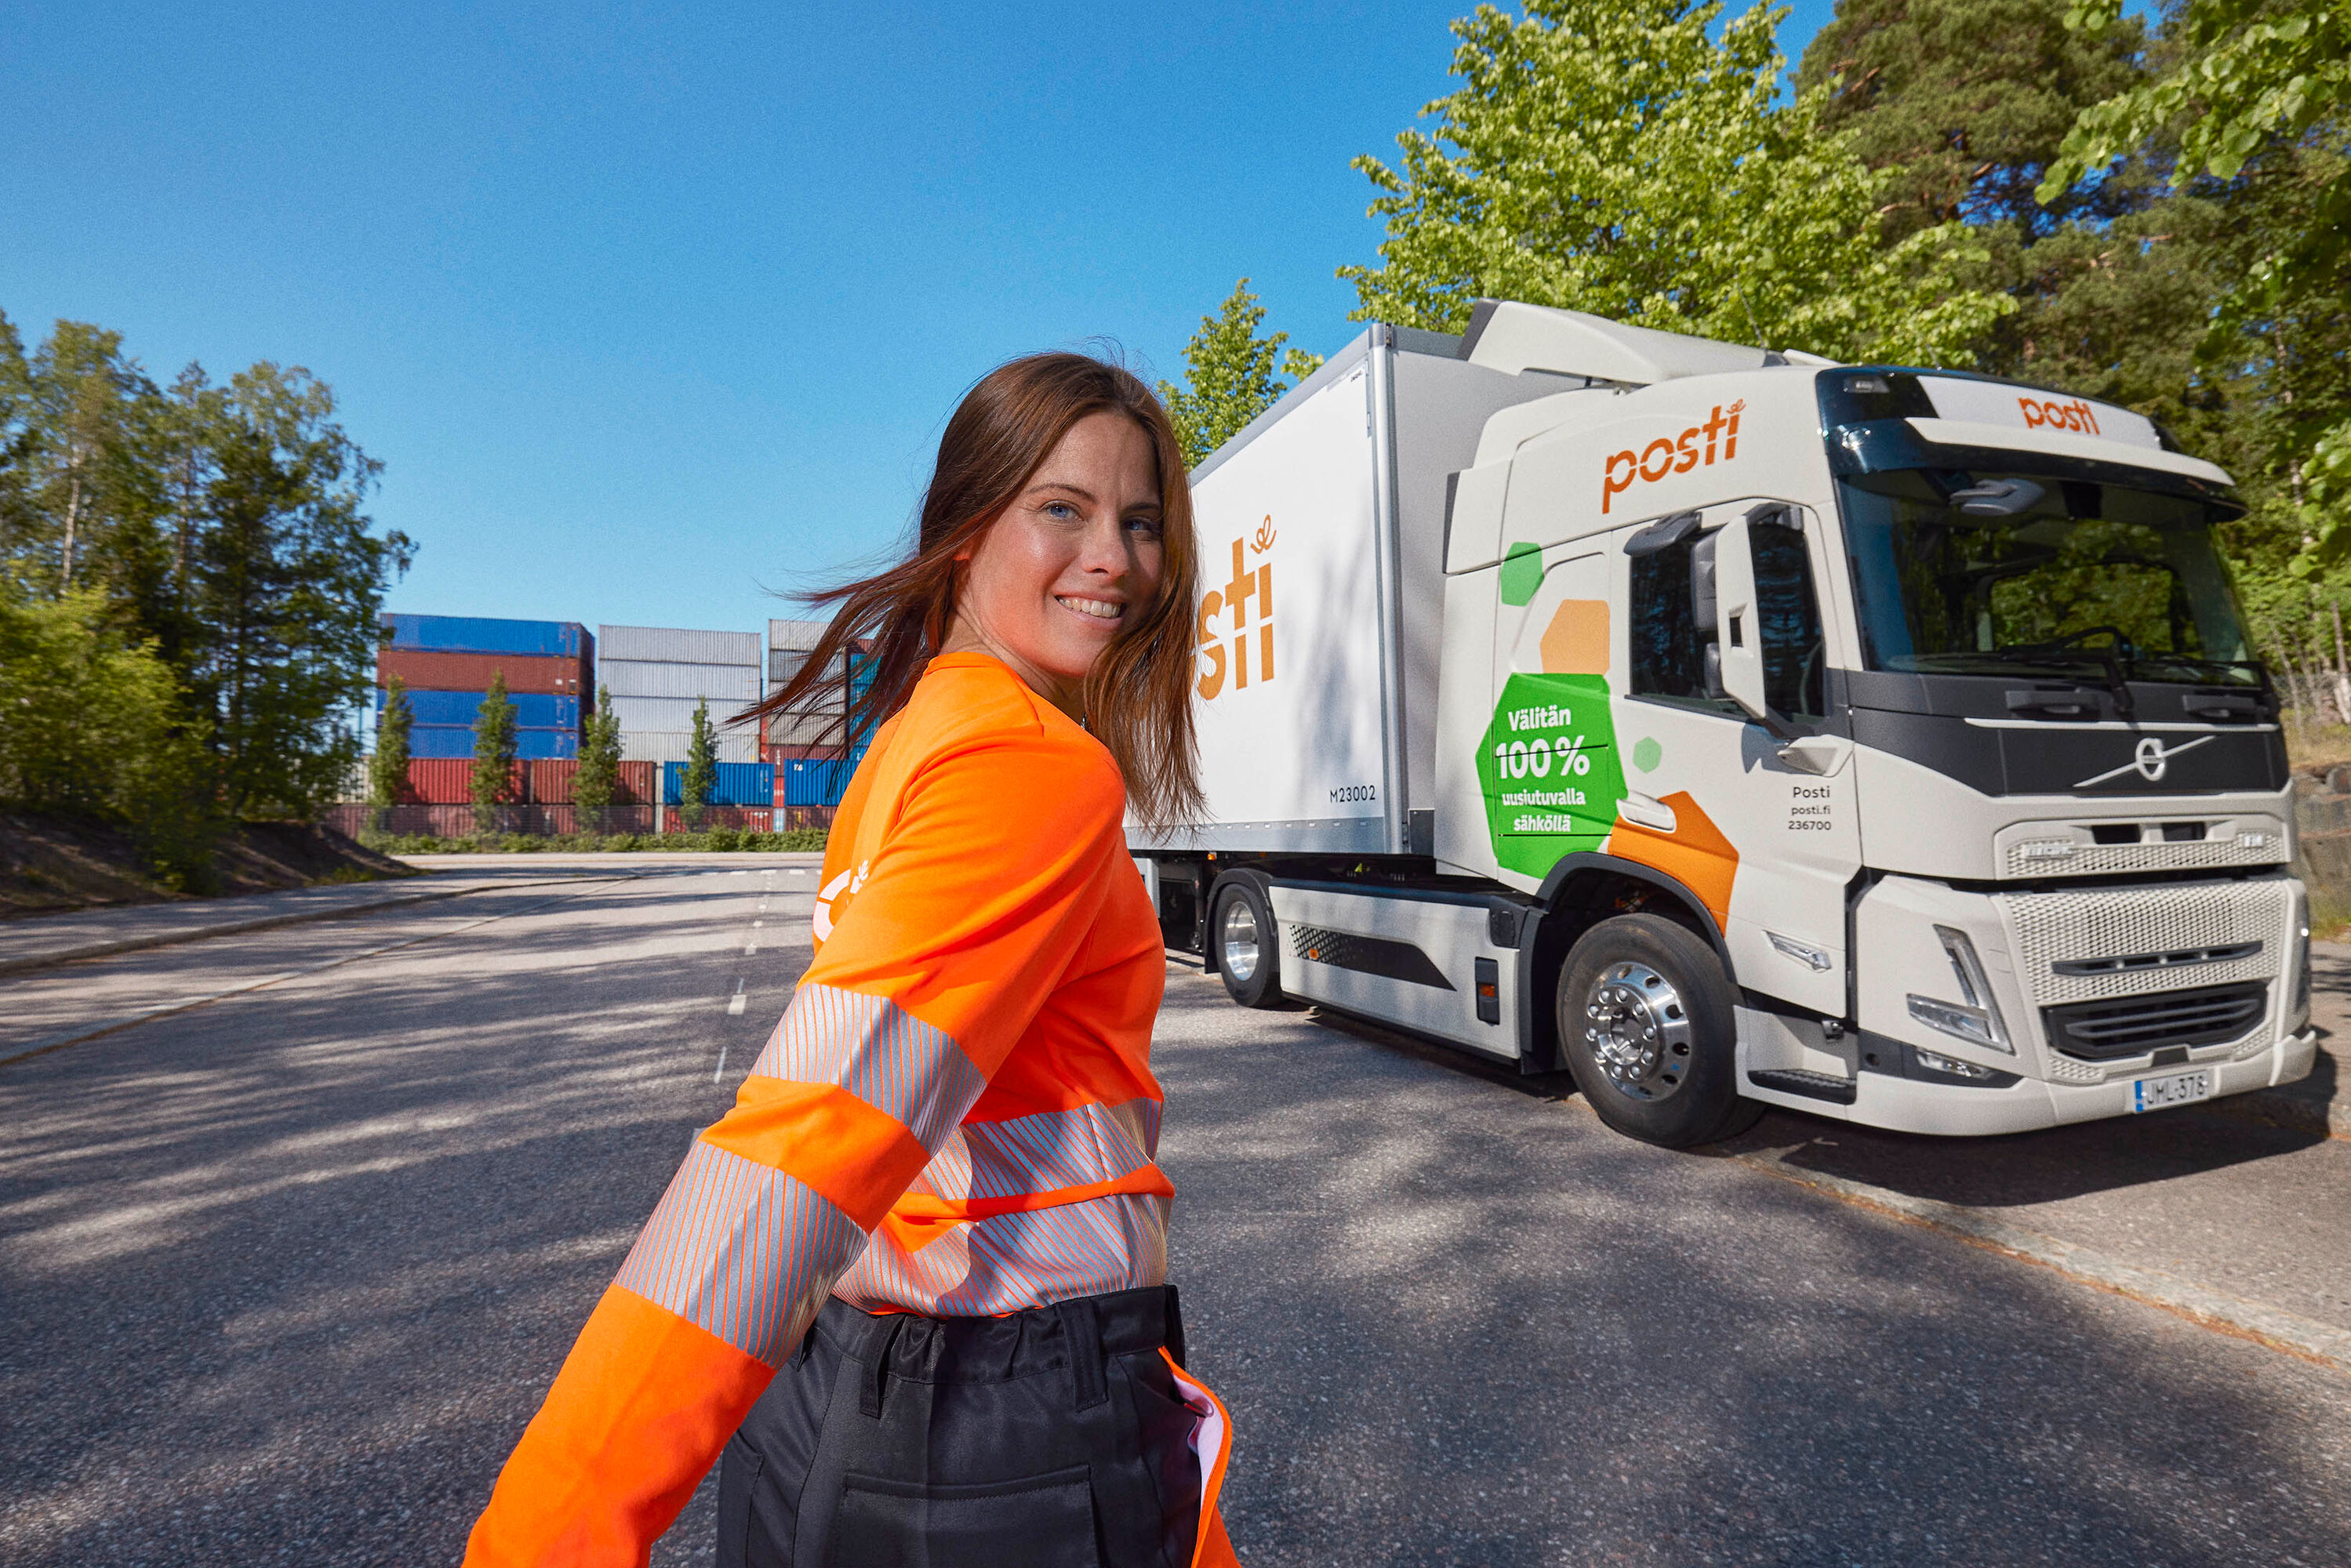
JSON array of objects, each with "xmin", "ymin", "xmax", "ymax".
[
  {"xmin": 1632, "ymin": 736, "xmax": 1662, "ymax": 773},
  {"xmin": 1478, "ymin": 673, "xmax": 1627, "ymax": 878},
  {"xmin": 1498, "ymin": 541, "xmax": 1544, "ymax": 606}
]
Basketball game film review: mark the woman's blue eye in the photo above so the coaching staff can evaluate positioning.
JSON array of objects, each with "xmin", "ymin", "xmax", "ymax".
[{"xmin": 1045, "ymin": 501, "xmax": 1078, "ymax": 520}]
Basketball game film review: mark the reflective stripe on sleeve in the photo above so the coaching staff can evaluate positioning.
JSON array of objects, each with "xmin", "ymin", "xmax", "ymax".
[
  {"xmin": 748, "ymin": 981, "xmax": 985, "ymax": 1152},
  {"xmin": 612, "ymin": 1140, "xmax": 863, "ymax": 1367}
]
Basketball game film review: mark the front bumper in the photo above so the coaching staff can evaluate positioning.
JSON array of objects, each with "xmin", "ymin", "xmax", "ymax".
[{"xmin": 1788, "ymin": 1027, "xmax": 2321, "ymax": 1137}]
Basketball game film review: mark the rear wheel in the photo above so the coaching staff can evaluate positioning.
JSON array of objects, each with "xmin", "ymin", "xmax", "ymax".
[
  {"xmin": 1558, "ymin": 913, "xmax": 1759, "ymax": 1147},
  {"xmin": 1209, "ymin": 877, "xmax": 1283, "ymax": 1008}
]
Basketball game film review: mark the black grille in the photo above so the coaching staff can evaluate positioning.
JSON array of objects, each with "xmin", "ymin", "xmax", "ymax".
[{"xmin": 2042, "ymin": 982, "xmax": 2268, "ymax": 1062}]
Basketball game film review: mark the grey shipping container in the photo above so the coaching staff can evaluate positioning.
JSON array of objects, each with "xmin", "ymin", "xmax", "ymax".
[
  {"xmin": 609, "ymin": 694, "xmax": 760, "ymax": 732},
  {"xmin": 599, "ymin": 658, "xmax": 762, "ymax": 702},
  {"xmin": 619, "ymin": 728, "xmax": 761, "ymax": 765},
  {"xmin": 769, "ymin": 618, "xmax": 828, "ymax": 652},
  {"xmin": 597, "ymin": 624, "xmax": 761, "ymax": 666}
]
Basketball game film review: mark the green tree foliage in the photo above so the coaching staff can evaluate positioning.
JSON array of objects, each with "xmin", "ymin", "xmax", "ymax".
[
  {"xmin": 0, "ymin": 310, "xmax": 412, "ymax": 826},
  {"xmin": 370, "ymin": 675, "xmax": 412, "ymax": 818},
  {"xmin": 572, "ymin": 688, "xmax": 623, "ymax": 830},
  {"xmin": 681, "ymin": 698, "xmax": 718, "ymax": 829},
  {"xmin": 0, "ymin": 590, "xmax": 216, "ymax": 884},
  {"xmin": 1156, "ymin": 280, "xmax": 1325, "ymax": 467},
  {"xmin": 1800, "ymin": 0, "xmax": 2149, "ymax": 240},
  {"xmin": 2043, "ymin": 0, "xmax": 2350, "ymax": 550},
  {"xmin": 1342, "ymin": 0, "xmax": 2014, "ymax": 362},
  {"xmin": 471, "ymin": 671, "xmax": 518, "ymax": 831}
]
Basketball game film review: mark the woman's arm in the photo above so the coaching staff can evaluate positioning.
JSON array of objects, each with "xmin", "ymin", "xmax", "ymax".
[{"xmin": 463, "ymin": 724, "xmax": 1125, "ymax": 1566}]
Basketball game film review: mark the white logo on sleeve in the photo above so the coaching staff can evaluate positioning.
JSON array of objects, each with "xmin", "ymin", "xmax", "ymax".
[{"xmin": 810, "ymin": 861, "xmax": 870, "ymax": 942}]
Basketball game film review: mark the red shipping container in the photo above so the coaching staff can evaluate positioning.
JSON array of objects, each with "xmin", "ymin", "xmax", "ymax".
[
  {"xmin": 377, "ymin": 648, "xmax": 589, "ymax": 697},
  {"xmin": 404, "ymin": 757, "xmax": 525, "ymax": 804},
  {"xmin": 616, "ymin": 760, "xmax": 656, "ymax": 806},
  {"xmin": 525, "ymin": 759, "xmax": 579, "ymax": 804}
]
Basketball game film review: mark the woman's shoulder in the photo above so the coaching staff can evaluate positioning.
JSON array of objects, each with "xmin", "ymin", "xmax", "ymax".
[{"xmin": 898, "ymin": 655, "xmax": 1121, "ymax": 805}]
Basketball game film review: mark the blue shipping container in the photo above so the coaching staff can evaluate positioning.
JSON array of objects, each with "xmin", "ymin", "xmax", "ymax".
[
  {"xmin": 383, "ymin": 613, "xmax": 583, "ymax": 659},
  {"xmin": 663, "ymin": 760, "xmax": 776, "ymax": 807},
  {"xmin": 381, "ymin": 688, "xmax": 579, "ymax": 730},
  {"xmin": 782, "ymin": 758, "xmax": 856, "ymax": 808},
  {"xmin": 409, "ymin": 726, "xmax": 580, "ymax": 760}
]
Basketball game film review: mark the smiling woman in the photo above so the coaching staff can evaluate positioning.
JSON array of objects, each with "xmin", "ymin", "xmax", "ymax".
[
  {"xmin": 464, "ymin": 354, "xmax": 1236, "ymax": 1568},
  {"xmin": 747, "ymin": 351, "xmax": 1204, "ymax": 826}
]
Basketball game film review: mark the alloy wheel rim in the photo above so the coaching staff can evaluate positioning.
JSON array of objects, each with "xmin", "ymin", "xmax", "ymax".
[
  {"xmin": 1220, "ymin": 898, "xmax": 1260, "ymax": 983},
  {"xmin": 1582, "ymin": 960, "xmax": 1692, "ymax": 1100}
]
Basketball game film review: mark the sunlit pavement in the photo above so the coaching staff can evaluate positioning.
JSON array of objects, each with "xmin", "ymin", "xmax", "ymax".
[{"xmin": 1, "ymin": 863, "xmax": 2346, "ymax": 1565}]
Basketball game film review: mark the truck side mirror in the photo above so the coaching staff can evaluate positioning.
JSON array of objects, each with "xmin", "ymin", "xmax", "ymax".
[{"xmin": 1710, "ymin": 513, "xmax": 1771, "ymax": 725}]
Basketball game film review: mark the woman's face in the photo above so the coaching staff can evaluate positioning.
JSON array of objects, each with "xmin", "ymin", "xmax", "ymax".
[{"xmin": 950, "ymin": 411, "xmax": 1165, "ymax": 710}]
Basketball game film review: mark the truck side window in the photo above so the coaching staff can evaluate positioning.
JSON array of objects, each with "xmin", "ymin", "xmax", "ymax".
[
  {"xmin": 1753, "ymin": 519, "xmax": 1826, "ymax": 720},
  {"xmin": 1628, "ymin": 535, "xmax": 1732, "ymax": 711}
]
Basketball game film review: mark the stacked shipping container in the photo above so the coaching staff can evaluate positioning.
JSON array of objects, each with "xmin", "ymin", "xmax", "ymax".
[
  {"xmin": 378, "ymin": 615, "xmax": 593, "ymax": 760},
  {"xmin": 598, "ymin": 624, "xmax": 761, "ymax": 764},
  {"xmin": 762, "ymin": 618, "xmax": 873, "ymax": 812}
]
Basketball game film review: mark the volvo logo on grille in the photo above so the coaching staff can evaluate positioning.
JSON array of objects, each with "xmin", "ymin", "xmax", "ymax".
[{"xmin": 2074, "ymin": 735, "xmax": 2215, "ymax": 789}]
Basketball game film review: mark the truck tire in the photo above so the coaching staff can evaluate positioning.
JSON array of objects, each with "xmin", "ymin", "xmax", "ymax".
[
  {"xmin": 1208, "ymin": 877, "xmax": 1284, "ymax": 1008},
  {"xmin": 1557, "ymin": 913, "xmax": 1761, "ymax": 1148}
]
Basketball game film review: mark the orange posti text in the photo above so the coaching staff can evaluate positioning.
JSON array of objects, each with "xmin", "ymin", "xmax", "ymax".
[
  {"xmin": 2018, "ymin": 394, "xmax": 2102, "ymax": 435},
  {"xmin": 1602, "ymin": 401, "xmax": 1744, "ymax": 515},
  {"xmin": 1197, "ymin": 527, "xmax": 1274, "ymax": 700}
]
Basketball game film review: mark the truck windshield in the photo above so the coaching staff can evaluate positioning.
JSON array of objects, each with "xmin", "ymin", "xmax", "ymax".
[{"xmin": 1837, "ymin": 467, "xmax": 2260, "ymax": 687}]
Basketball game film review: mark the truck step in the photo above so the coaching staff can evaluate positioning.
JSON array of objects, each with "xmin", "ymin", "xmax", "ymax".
[{"xmin": 1746, "ymin": 1069, "xmax": 1859, "ymax": 1105}]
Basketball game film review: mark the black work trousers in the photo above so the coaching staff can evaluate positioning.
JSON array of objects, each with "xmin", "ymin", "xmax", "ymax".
[{"xmin": 717, "ymin": 1287, "xmax": 1201, "ymax": 1568}]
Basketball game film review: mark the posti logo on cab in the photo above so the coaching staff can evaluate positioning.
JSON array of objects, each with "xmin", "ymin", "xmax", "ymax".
[
  {"xmin": 1602, "ymin": 401, "xmax": 1744, "ymax": 514},
  {"xmin": 2019, "ymin": 394, "xmax": 2102, "ymax": 435}
]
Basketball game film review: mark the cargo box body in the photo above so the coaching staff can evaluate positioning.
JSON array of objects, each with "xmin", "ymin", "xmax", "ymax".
[{"xmin": 1131, "ymin": 325, "xmax": 1579, "ymax": 855}]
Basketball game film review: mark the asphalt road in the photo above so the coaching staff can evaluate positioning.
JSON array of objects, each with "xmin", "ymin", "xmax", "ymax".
[{"xmin": 2, "ymin": 854, "xmax": 2346, "ymax": 1566}]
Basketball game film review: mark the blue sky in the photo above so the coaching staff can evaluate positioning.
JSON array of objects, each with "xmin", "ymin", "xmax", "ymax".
[{"xmin": 2, "ymin": 0, "xmax": 1836, "ymax": 641}]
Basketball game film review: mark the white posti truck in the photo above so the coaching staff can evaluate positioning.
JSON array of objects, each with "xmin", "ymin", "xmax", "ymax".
[{"xmin": 1128, "ymin": 299, "xmax": 2320, "ymax": 1147}]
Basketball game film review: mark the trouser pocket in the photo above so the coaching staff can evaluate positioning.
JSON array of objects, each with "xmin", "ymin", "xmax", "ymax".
[{"xmin": 830, "ymin": 1464, "xmax": 1100, "ymax": 1568}]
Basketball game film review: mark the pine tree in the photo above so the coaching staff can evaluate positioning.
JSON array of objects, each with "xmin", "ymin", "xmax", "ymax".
[
  {"xmin": 572, "ymin": 688, "xmax": 621, "ymax": 834},
  {"xmin": 369, "ymin": 674, "xmax": 412, "ymax": 831},
  {"xmin": 681, "ymin": 697, "xmax": 718, "ymax": 830},
  {"xmin": 1156, "ymin": 280, "xmax": 1324, "ymax": 468},
  {"xmin": 471, "ymin": 670, "xmax": 518, "ymax": 835}
]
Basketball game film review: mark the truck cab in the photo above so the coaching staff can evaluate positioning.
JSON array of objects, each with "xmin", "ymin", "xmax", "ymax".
[{"xmin": 1134, "ymin": 299, "xmax": 2318, "ymax": 1147}]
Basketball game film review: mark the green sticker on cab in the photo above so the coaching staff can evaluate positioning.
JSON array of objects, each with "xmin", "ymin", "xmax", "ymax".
[{"xmin": 1477, "ymin": 673, "xmax": 1628, "ymax": 878}]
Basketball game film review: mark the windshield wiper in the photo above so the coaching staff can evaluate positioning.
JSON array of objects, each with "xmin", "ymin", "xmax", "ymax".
[{"xmin": 1960, "ymin": 627, "xmax": 2138, "ymax": 717}]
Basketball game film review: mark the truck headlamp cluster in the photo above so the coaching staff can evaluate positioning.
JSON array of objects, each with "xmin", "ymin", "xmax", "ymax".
[{"xmin": 1905, "ymin": 926, "xmax": 2015, "ymax": 1054}]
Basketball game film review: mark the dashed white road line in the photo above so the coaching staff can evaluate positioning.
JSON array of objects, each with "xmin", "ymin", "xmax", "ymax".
[{"xmin": 727, "ymin": 978, "xmax": 747, "ymax": 1017}]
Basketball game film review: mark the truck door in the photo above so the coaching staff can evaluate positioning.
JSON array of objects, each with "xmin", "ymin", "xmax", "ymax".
[{"xmin": 1608, "ymin": 502, "xmax": 1858, "ymax": 1016}]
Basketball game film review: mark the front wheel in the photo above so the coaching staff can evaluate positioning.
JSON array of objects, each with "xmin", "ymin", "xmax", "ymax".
[
  {"xmin": 1209, "ymin": 877, "xmax": 1284, "ymax": 1008},
  {"xmin": 1558, "ymin": 913, "xmax": 1760, "ymax": 1148}
]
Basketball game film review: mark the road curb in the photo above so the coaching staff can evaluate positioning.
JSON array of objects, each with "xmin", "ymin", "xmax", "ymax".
[
  {"xmin": 1729, "ymin": 1150, "xmax": 2351, "ymax": 1375},
  {"xmin": 0, "ymin": 876, "xmax": 612, "ymax": 980}
]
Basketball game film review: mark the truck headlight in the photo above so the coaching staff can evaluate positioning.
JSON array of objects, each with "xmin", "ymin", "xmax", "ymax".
[{"xmin": 1906, "ymin": 925, "xmax": 2014, "ymax": 1054}]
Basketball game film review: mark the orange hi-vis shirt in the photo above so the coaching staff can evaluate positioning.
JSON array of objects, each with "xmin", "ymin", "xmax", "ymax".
[{"xmin": 466, "ymin": 652, "xmax": 1232, "ymax": 1566}]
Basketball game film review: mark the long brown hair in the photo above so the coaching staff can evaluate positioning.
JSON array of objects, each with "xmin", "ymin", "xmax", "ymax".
[{"xmin": 744, "ymin": 351, "xmax": 1202, "ymax": 823}]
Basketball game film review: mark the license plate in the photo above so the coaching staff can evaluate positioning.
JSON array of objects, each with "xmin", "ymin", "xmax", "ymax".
[{"xmin": 2131, "ymin": 1069, "xmax": 2213, "ymax": 1112}]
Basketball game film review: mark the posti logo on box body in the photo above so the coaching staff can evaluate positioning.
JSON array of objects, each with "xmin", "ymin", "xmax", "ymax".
[
  {"xmin": 1197, "ymin": 521, "xmax": 1275, "ymax": 700},
  {"xmin": 1602, "ymin": 401, "xmax": 1744, "ymax": 514}
]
